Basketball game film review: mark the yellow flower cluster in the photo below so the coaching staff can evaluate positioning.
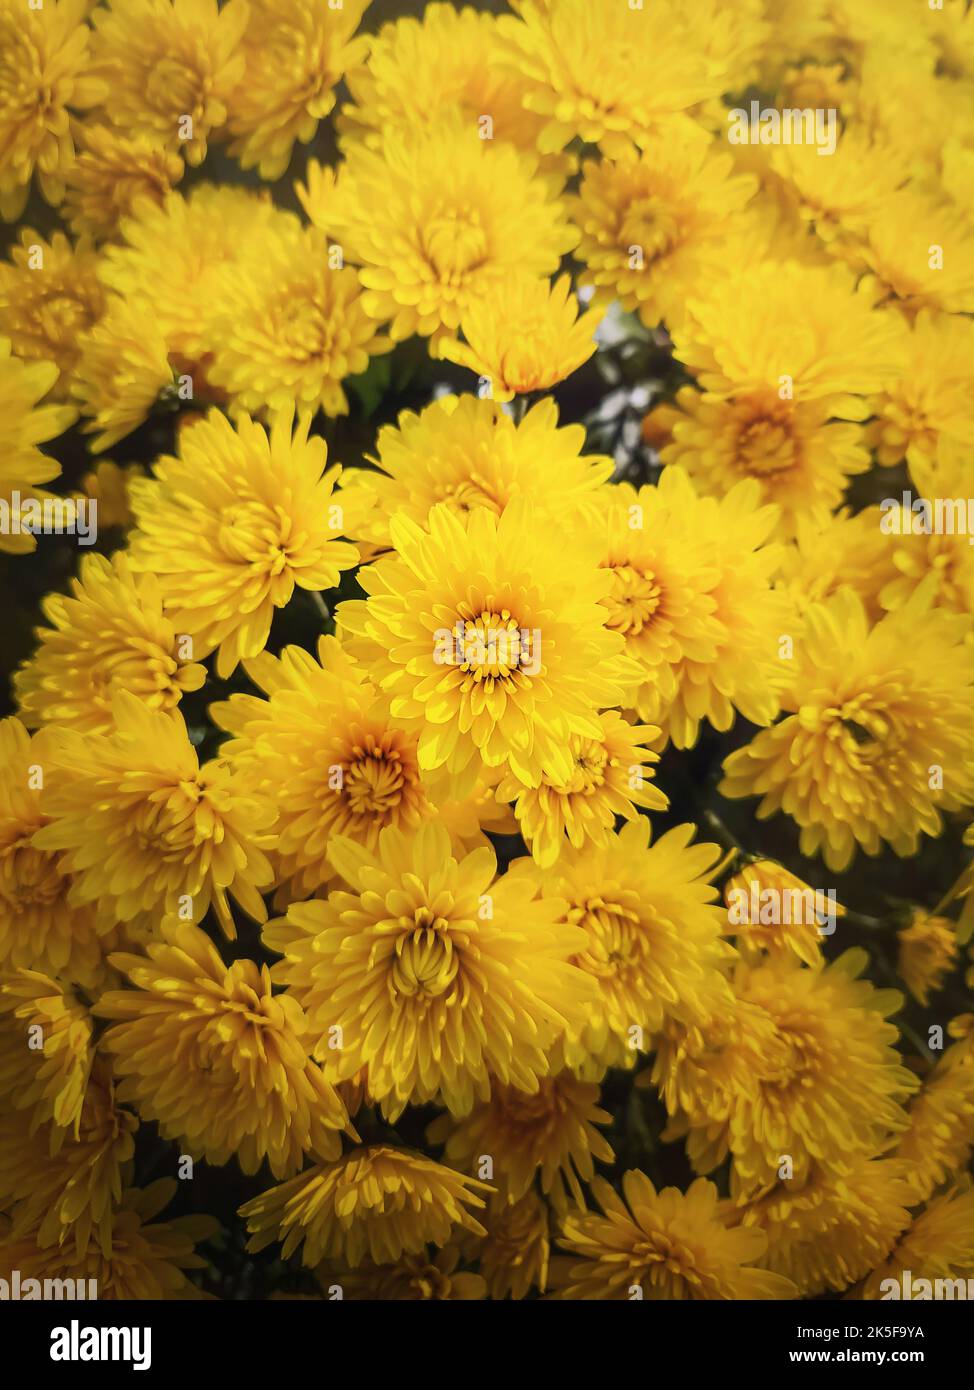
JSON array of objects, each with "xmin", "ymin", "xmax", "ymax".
[{"xmin": 1, "ymin": 0, "xmax": 973, "ymax": 1308}]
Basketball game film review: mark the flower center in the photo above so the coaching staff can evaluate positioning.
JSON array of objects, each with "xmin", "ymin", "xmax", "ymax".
[
  {"xmin": 391, "ymin": 907, "xmax": 459, "ymax": 999},
  {"xmin": 605, "ymin": 563, "xmax": 661, "ymax": 635},
  {"xmin": 0, "ymin": 838, "xmax": 64, "ymax": 912},
  {"xmin": 421, "ymin": 205, "xmax": 488, "ymax": 283},
  {"xmin": 570, "ymin": 897, "xmax": 641, "ymax": 978},
  {"xmin": 620, "ymin": 196, "xmax": 680, "ymax": 263},
  {"xmin": 344, "ymin": 746, "xmax": 406, "ymax": 819},
  {"xmin": 735, "ymin": 404, "xmax": 798, "ymax": 476},
  {"xmin": 455, "ymin": 607, "xmax": 534, "ymax": 688},
  {"xmin": 219, "ymin": 500, "xmax": 296, "ymax": 576},
  {"xmin": 548, "ymin": 739, "xmax": 609, "ymax": 795}
]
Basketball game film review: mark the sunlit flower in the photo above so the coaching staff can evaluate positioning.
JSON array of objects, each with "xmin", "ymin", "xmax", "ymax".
[
  {"xmin": 61, "ymin": 124, "xmax": 185, "ymax": 241},
  {"xmin": 228, "ymin": 0, "xmax": 371, "ymax": 179},
  {"xmin": 723, "ymin": 860, "xmax": 843, "ymax": 969},
  {"xmin": 87, "ymin": 0, "xmax": 249, "ymax": 167},
  {"xmin": 854, "ymin": 186, "xmax": 974, "ymax": 317},
  {"xmin": 438, "ymin": 275, "xmax": 600, "ymax": 402},
  {"xmin": 897, "ymin": 911, "xmax": 959, "ymax": 1005},
  {"xmin": 549, "ymin": 1172, "xmax": 795, "ymax": 1300},
  {"xmin": 127, "ymin": 407, "xmax": 359, "ymax": 678},
  {"xmin": 0, "ymin": 229, "xmax": 104, "ymax": 394},
  {"xmin": 720, "ymin": 588, "xmax": 974, "ymax": 871},
  {"xmin": 33, "ymin": 694, "xmax": 275, "ymax": 939},
  {"xmin": 240, "ymin": 1146, "xmax": 492, "ymax": 1268},
  {"xmin": 0, "ymin": 338, "xmax": 75, "ymax": 555},
  {"xmin": 0, "ymin": 969, "xmax": 95, "ymax": 1134},
  {"xmin": 71, "ymin": 294, "xmax": 173, "ymax": 452}
]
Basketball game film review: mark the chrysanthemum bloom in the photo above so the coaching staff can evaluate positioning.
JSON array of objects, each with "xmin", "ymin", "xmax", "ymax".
[
  {"xmin": 496, "ymin": 711, "xmax": 666, "ymax": 868},
  {"xmin": 98, "ymin": 186, "xmax": 297, "ymax": 372},
  {"xmin": 897, "ymin": 911, "xmax": 959, "ymax": 1006},
  {"xmin": 661, "ymin": 952, "xmax": 917, "ymax": 1196},
  {"xmin": 874, "ymin": 478, "xmax": 974, "ymax": 622},
  {"xmin": 0, "ymin": 338, "xmax": 75, "ymax": 555},
  {"xmin": 516, "ymin": 820, "xmax": 733, "ymax": 1078},
  {"xmin": 774, "ymin": 507, "xmax": 895, "ymax": 624},
  {"xmin": 0, "ymin": 229, "xmax": 104, "ymax": 394},
  {"xmin": 495, "ymin": 0, "xmax": 718, "ymax": 158},
  {"xmin": 212, "ymin": 637, "xmax": 430, "ymax": 905},
  {"xmin": 127, "ymin": 407, "xmax": 358, "ymax": 678},
  {"xmin": 0, "ymin": 1057, "xmax": 137, "ymax": 1259},
  {"xmin": 338, "ymin": 500, "xmax": 636, "ymax": 793},
  {"xmin": 768, "ymin": 131, "xmax": 907, "ymax": 248},
  {"xmin": 0, "ymin": 0, "xmax": 103, "ymax": 221},
  {"xmin": 597, "ymin": 470, "xmax": 791, "ymax": 747},
  {"xmin": 240, "ymin": 1146, "xmax": 492, "ymax": 1268},
  {"xmin": 0, "ymin": 718, "xmax": 108, "ymax": 984},
  {"xmin": 854, "ymin": 187, "xmax": 974, "ymax": 317},
  {"xmin": 645, "ymin": 386, "xmax": 870, "ymax": 537},
  {"xmin": 0, "ymin": 1179, "xmax": 216, "ymax": 1298},
  {"xmin": 859, "ymin": 1185, "xmax": 974, "ymax": 1300},
  {"xmin": 438, "ymin": 275, "xmax": 600, "ymax": 403},
  {"xmin": 895, "ymin": 1035, "xmax": 974, "ymax": 1203},
  {"xmin": 676, "ymin": 260, "xmax": 907, "ymax": 413},
  {"xmin": 317, "ymin": 1246, "xmax": 486, "ymax": 1302},
  {"xmin": 61, "ymin": 123, "xmax": 185, "ymax": 241},
  {"xmin": 736, "ymin": 1156, "xmax": 912, "ymax": 1297},
  {"xmin": 549, "ymin": 1173, "xmax": 795, "ymax": 1300},
  {"xmin": 476, "ymin": 1191, "xmax": 551, "ymax": 1300},
  {"xmin": 71, "ymin": 294, "xmax": 173, "ymax": 452},
  {"xmin": 337, "ymin": 394, "xmax": 612, "ymax": 554},
  {"xmin": 311, "ymin": 116, "xmax": 578, "ymax": 343},
  {"xmin": 15, "ymin": 553, "xmax": 206, "ymax": 736},
  {"xmin": 227, "ymin": 0, "xmax": 370, "ymax": 179},
  {"xmin": 33, "ymin": 694, "xmax": 274, "ymax": 938},
  {"xmin": 87, "ymin": 0, "xmax": 248, "ymax": 167},
  {"xmin": 427, "ymin": 1071, "xmax": 613, "ymax": 1211},
  {"xmin": 568, "ymin": 132, "xmax": 757, "ymax": 333},
  {"xmin": 864, "ymin": 311, "xmax": 974, "ymax": 475},
  {"xmin": 720, "ymin": 588, "xmax": 974, "ymax": 871},
  {"xmin": 205, "ymin": 223, "xmax": 391, "ymax": 418},
  {"xmin": 267, "ymin": 824, "xmax": 596, "ymax": 1118},
  {"xmin": 0, "ymin": 969, "xmax": 94, "ymax": 1134},
  {"xmin": 723, "ymin": 860, "xmax": 844, "ymax": 969},
  {"xmin": 95, "ymin": 920, "xmax": 352, "ymax": 1179}
]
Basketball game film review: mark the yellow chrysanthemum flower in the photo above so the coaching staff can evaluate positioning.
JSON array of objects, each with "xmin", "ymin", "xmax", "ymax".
[
  {"xmin": 14, "ymin": 552, "xmax": 206, "ymax": 735},
  {"xmin": 87, "ymin": 0, "xmax": 249, "ymax": 167},
  {"xmin": 338, "ymin": 499, "xmax": 636, "ymax": 793},
  {"xmin": 720, "ymin": 588, "xmax": 974, "ymax": 871},
  {"xmin": 0, "ymin": 968, "xmax": 95, "ymax": 1134},
  {"xmin": 427, "ymin": 1070, "xmax": 613, "ymax": 1211},
  {"xmin": 854, "ymin": 186, "xmax": 974, "ymax": 317},
  {"xmin": 227, "ymin": 0, "xmax": 371, "ymax": 179},
  {"xmin": 265, "ymin": 822, "xmax": 597, "ymax": 1120},
  {"xmin": 723, "ymin": 860, "xmax": 841, "ymax": 969},
  {"xmin": 336, "ymin": 393, "xmax": 612, "ymax": 554},
  {"xmin": 737, "ymin": 1156, "xmax": 912, "ymax": 1297},
  {"xmin": 0, "ymin": 718, "xmax": 107, "ymax": 985},
  {"xmin": 515, "ymin": 819, "xmax": 734, "ymax": 1077},
  {"xmin": 33, "ymin": 694, "xmax": 274, "ymax": 939},
  {"xmin": 95, "ymin": 919, "xmax": 352, "ymax": 1178},
  {"xmin": 127, "ymin": 407, "xmax": 359, "ymax": 678},
  {"xmin": 338, "ymin": 3, "xmax": 562, "ymax": 177},
  {"xmin": 656, "ymin": 952, "xmax": 917, "ymax": 1195},
  {"xmin": 768, "ymin": 130, "xmax": 907, "ymax": 248},
  {"xmin": 0, "ymin": 1057, "xmax": 137, "ymax": 1259},
  {"xmin": 597, "ymin": 469, "xmax": 791, "ymax": 748},
  {"xmin": 240, "ymin": 1146, "xmax": 492, "ymax": 1268},
  {"xmin": 864, "ymin": 310, "xmax": 974, "ymax": 475},
  {"xmin": 97, "ymin": 186, "xmax": 297, "ymax": 373},
  {"xmin": 497, "ymin": 710, "xmax": 667, "ymax": 869},
  {"xmin": 212, "ymin": 636, "xmax": 430, "ymax": 906},
  {"xmin": 875, "ymin": 486, "xmax": 974, "ymax": 623},
  {"xmin": 476, "ymin": 1191, "xmax": 551, "ymax": 1300},
  {"xmin": 0, "ymin": 229, "xmax": 104, "ymax": 394},
  {"xmin": 0, "ymin": 0, "xmax": 103, "ymax": 221},
  {"xmin": 676, "ymin": 259, "xmax": 907, "ymax": 413},
  {"xmin": 495, "ymin": 1, "xmax": 718, "ymax": 158},
  {"xmin": 897, "ymin": 911, "xmax": 959, "ymax": 1005},
  {"xmin": 0, "ymin": 1180, "xmax": 216, "ymax": 1299},
  {"xmin": 549, "ymin": 1173, "xmax": 796, "ymax": 1300},
  {"xmin": 205, "ymin": 222, "xmax": 391, "ymax": 418},
  {"xmin": 859, "ymin": 1186, "xmax": 974, "ymax": 1300},
  {"xmin": 61, "ymin": 124, "xmax": 185, "ymax": 241},
  {"xmin": 78, "ymin": 460, "xmax": 134, "ymax": 531},
  {"xmin": 569, "ymin": 131, "xmax": 757, "ymax": 332},
  {"xmin": 309, "ymin": 116, "xmax": 577, "ymax": 342},
  {"xmin": 71, "ymin": 294, "xmax": 173, "ymax": 452},
  {"xmin": 646, "ymin": 386, "xmax": 870, "ymax": 537},
  {"xmin": 317, "ymin": 1245, "xmax": 486, "ymax": 1302},
  {"xmin": 895, "ymin": 1034, "xmax": 974, "ymax": 1203},
  {"xmin": 438, "ymin": 275, "xmax": 600, "ymax": 403},
  {"xmin": 774, "ymin": 506, "xmax": 895, "ymax": 624},
  {"xmin": 0, "ymin": 337, "xmax": 75, "ymax": 555}
]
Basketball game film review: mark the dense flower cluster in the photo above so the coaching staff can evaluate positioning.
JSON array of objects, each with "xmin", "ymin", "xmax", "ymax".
[{"xmin": 1, "ymin": 0, "xmax": 972, "ymax": 1305}]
